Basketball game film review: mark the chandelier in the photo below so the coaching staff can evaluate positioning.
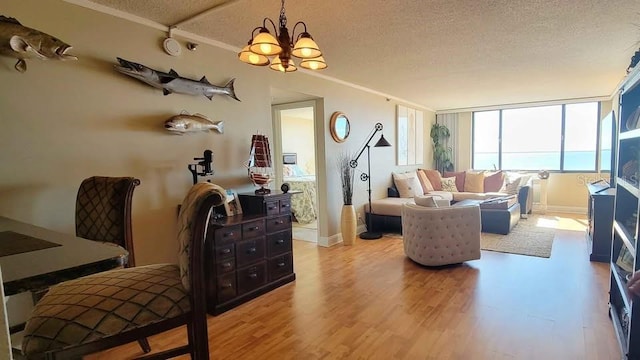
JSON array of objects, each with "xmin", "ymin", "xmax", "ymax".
[{"xmin": 238, "ymin": 0, "xmax": 327, "ymax": 72}]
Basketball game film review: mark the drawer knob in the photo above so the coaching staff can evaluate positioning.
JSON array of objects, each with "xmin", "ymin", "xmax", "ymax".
[
  {"xmin": 268, "ymin": 206, "xmax": 276, "ymax": 210},
  {"xmin": 222, "ymin": 262, "xmax": 232, "ymax": 268},
  {"xmin": 222, "ymin": 283, "xmax": 233, "ymax": 289},
  {"xmin": 248, "ymin": 273, "xmax": 258, "ymax": 279},
  {"xmin": 221, "ymin": 248, "xmax": 231, "ymax": 254},
  {"xmin": 248, "ymin": 226, "xmax": 259, "ymax": 231},
  {"xmin": 276, "ymin": 239, "xmax": 285, "ymax": 245},
  {"xmin": 275, "ymin": 220, "xmax": 284, "ymax": 225},
  {"xmin": 224, "ymin": 232, "xmax": 234, "ymax": 237},
  {"xmin": 277, "ymin": 262, "xmax": 286, "ymax": 267},
  {"xmin": 281, "ymin": 204, "xmax": 290, "ymax": 208},
  {"xmin": 247, "ymin": 247, "xmax": 257, "ymax": 254}
]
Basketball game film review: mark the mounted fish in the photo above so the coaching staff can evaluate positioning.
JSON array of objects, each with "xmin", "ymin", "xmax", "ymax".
[
  {"xmin": 0, "ymin": 15, "xmax": 77, "ymax": 73},
  {"xmin": 164, "ymin": 112, "xmax": 224, "ymax": 134},
  {"xmin": 114, "ymin": 57, "xmax": 240, "ymax": 101}
]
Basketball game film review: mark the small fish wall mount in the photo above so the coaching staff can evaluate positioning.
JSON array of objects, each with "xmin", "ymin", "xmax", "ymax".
[
  {"xmin": 114, "ymin": 57, "xmax": 240, "ymax": 101},
  {"xmin": 0, "ymin": 15, "xmax": 77, "ymax": 73},
  {"xmin": 164, "ymin": 111, "xmax": 224, "ymax": 135}
]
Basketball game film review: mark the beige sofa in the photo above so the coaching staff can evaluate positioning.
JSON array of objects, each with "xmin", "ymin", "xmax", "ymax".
[{"xmin": 402, "ymin": 203, "xmax": 481, "ymax": 266}]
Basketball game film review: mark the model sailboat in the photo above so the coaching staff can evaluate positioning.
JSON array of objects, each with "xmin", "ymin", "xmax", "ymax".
[{"xmin": 247, "ymin": 134, "xmax": 273, "ymax": 194}]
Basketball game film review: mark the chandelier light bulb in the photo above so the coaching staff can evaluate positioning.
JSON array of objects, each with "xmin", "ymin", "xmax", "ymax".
[
  {"xmin": 301, "ymin": 48, "xmax": 312, "ymax": 58},
  {"xmin": 249, "ymin": 53, "xmax": 260, "ymax": 64},
  {"xmin": 260, "ymin": 43, "xmax": 272, "ymax": 54}
]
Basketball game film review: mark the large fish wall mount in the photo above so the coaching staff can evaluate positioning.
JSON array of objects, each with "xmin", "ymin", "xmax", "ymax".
[
  {"xmin": 114, "ymin": 57, "xmax": 240, "ymax": 101},
  {"xmin": 0, "ymin": 15, "xmax": 77, "ymax": 73}
]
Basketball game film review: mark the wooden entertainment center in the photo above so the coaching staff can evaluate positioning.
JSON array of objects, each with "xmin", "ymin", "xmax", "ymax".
[
  {"xmin": 205, "ymin": 191, "xmax": 295, "ymax": 315},
  {"xmin": 586, "ymin": 182, "xmax": 614, "ymax": 262}
]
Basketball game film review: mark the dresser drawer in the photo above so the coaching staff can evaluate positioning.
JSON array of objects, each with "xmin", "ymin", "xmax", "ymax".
[
  {"xmin": 214, "ymin": 243, "xmax": 235, "ymax": 262},
  {"xmin": 216, "ymin": 258, "xmax": 235, "ymax": 275},
  {"xmin": 279, "ymin": 199, "xmax": 291, "ymax": 214},
  {"xmin": 214, "ymin": 225, "xmax": 241, "ymax": 244},
  {"xmin": 268, "ymin": 253, "xmax": 293, "ymax": 281},
  {"xmin": 266, "ymin": 215, "xmax": 291, "ymax": 233},
  {"xmin": 217, "ymin": 273, "xmax": 236, "ymax": 303},
  {"xmin": 265, "ymin": 200, "xmax": 280, "ymax": 216},
  {"xmin": 242, "ymin": 219, "xmax": 265, "ymax": 240},
  {"xmin": 236, "ymin": 237, "xmax": 266, "ymax": 267},
  {"xmin": 267, "ymin": 230, "xmax": 292, "ymax": 257},
  {"xmin": 237, "ymin": 261, "xmax": 267, "ymax": 295}
]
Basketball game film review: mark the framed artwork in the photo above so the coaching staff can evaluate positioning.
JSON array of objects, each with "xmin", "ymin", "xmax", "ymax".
[
  {"xmin": 224, "ymin": 189, "xmax": 243, "ymax": 216},
  {"xmin": 396, "ymin": 105, "xmax": 424, "ymax": 165}
]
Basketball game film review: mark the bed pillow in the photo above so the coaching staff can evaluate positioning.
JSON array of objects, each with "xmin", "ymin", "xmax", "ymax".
[
  {"xmin": 441, "ymin": 176, "xmax": 459, "ymax": 192},
  {"xmin": 421, "ymin": 169, "xmax": 442, "ymax": 191},
  {"xmin": 393, "ymin": 172, "xmax": 424, "ymax": 198},
  {"xmin": 416, "ymin": 169, "xmax": 434, "ymax": 192},
  {"xmin": 443, "ymin": 171, "xmax": 465, "ymax": 193},
  {"xmin": 464, "ymin": 172, "xmax": 485, "ymax": 193}
]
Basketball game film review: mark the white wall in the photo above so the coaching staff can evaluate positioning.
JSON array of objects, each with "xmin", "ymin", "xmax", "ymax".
[
  {"xmin": 0, "ymin": 0, "xmax": 434, "ymax": 263},
  {"xmin": 281, "ymin": 112, "xmax": 316, "ymax": 175}
]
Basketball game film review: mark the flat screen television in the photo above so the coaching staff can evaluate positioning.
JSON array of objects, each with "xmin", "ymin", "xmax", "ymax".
[{"xmin": 599, "ymin": 110, "xmax": 616, "ymax": 187}]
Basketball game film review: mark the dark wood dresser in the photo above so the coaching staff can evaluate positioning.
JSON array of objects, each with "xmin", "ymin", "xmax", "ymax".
[{"xmin": 205, "ymin": 191, "xmax": 295, "ymax": 315}]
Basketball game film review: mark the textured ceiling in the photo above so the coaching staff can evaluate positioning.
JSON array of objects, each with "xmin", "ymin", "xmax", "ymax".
[{"xmin": 85, "ymin": 0, "xmax": 640, "ymax": 111}]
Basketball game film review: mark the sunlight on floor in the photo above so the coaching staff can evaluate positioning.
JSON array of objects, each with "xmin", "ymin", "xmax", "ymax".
[{"xmin": 533, "ymin": 212, "xmax": 587, "ymax": 232}]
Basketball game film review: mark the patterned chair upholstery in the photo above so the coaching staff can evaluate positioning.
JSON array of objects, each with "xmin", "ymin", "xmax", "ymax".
[
  {"xmin": 401, "ymin": 203, "xmax": 481, "ymax": 266},
  {"xmin": 21, "ymin": 183, "xmax": 226, "ymax": 359},
  {"xmin": 76, "ymin": 176, "xmax": 140, "ymax": 266}
]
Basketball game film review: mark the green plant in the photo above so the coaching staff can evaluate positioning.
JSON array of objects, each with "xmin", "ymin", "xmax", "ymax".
[
  {"xmin": 430, "ymin": 123, "xmax": 454, "ymax": 173},
  {"xmin": 337, "ymin": 152, "xmax": 355, "ymax": 205}
]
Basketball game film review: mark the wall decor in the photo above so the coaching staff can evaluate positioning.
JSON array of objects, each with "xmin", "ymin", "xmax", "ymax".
[
  {"xmin": 330, "ymin": 112, "xmax": 350, "ymax": 143},
  {"xmin": 164, "ymin": 111, "xmax": 223, "ymax": 134},
  {"xmin": 247, "ymin": 134, "xmax": 273, "ymax": 194},
  {"xmin": 396, "ymin": 105, "xmax": 424, "ymax": 166},
  {"xmin": 0, "ymin": 15, "xmax": 77, "ymax": 73},
  {"xmin": 224, "ymin": 189, "xmax": 243, "ymax": 216},
  {"xmin": 187, "ymin": 149, "xmax": 214, "ymax": 185},
  {"xmin": 114, "ymin": 57, "xmax": 240, "ymax": 101}
]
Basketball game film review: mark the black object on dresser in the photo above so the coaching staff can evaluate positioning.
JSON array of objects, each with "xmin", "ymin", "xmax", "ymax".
[
  {"xmin": 586, "ymin": 183, "xmax": 614, "ymax": 262},
  {"xmin": 205, "ymin": 191, "xmax": 295, "ymax": 315},
  {"xmin": 609, "ymin": 66, "xmax": 640, "ymax": 359}
]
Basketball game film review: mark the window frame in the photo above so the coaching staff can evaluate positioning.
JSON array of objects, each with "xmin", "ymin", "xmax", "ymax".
[{"xmin": 471, "ymin": 102, "xmax": 601, "ymax": 173}]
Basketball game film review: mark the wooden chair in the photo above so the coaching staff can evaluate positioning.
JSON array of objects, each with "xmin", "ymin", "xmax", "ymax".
[
  {"xmin": 20, "ymin": 183, "xmax": 223, "ymax": 359},
  {"xmin": 75, "ymin": 176, "xmax": 140, "ymax": 267}
]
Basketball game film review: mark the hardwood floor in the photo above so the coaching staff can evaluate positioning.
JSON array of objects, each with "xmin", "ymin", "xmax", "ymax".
[{"xmin": 88, "ymin": 214, "xmax": 620, "ymax": 359}]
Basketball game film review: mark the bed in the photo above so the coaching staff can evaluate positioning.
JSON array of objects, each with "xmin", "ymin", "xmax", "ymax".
[{"xmin": 283, "ymin": 164, "xmax": 317, "ymax": 224}]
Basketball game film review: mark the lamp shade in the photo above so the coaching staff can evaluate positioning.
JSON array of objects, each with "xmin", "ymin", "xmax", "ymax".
[
  {"xmin": 249, "ymin": 30, "xmax": 282, "ymax": 56},
  {"xmin": 292, "ymin": 33, "xmax": 322, "ymax": 59},
  {"xmin": 374, "ymin": 134, "xmax": 391, "ymax": 147},
  {"xmin": 238, "ymin": 45, "xmax": 270, "ymax": 66},
  {"xmin": 300, "ymin": 56, "xmax": 327, "ymax": 70},
  {"xmin": 270, "ymin": 57, "xmax": 297, "ymax": 72}
]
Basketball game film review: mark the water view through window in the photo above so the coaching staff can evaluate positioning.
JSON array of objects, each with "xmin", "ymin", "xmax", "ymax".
[{"xmin": 473, "ymin": 102, "xmax": 599, "ymax": 171}]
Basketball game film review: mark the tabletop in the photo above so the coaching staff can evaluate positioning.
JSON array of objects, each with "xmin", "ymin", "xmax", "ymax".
[{"xmin": 0, "ymin": 216, "xmax": 128, "ymax": 295}]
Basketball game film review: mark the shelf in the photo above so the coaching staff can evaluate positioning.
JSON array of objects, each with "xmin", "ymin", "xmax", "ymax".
[
  {"xmin": 611, "ymin": 262, "xmax": 633, "ymax": 312},
  {"xmin": 619, "ymin": 128, "xmax": 640, "ymax": 140},
  {"xmin": 610, "ymin": 303, "xmax": 629, "ymax": 357},
  {"xmin": 617, "ymin": 177, "xmax": 640, "ymax": 198},
  {"xmin": 614, "ymin": 221, "xmax": 637, "ymax": 255}
]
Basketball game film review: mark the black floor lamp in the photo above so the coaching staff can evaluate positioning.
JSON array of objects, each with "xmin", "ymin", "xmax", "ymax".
[{"xmin": 350, "ymin": 122, "xmax": 391, "ymax": 240}]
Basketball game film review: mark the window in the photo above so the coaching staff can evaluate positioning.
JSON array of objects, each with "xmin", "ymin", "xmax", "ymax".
[{"xmin": 472, "ymin": 102, "xmax": 599, "ymax": 171}]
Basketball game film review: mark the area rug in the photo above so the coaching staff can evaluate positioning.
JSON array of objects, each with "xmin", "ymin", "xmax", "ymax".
[{"xmin": 480, "ymin": 215, "xmax": 557, "ymax": 258}]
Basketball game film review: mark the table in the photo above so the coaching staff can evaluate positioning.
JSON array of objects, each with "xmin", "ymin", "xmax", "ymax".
[
  {"xmin": 453, "ymin": 199, "xmax": 520, "ymax": 235},
  {"xmin": 0, "ymin": 216, "xmax": 128, "ymax": 296}
]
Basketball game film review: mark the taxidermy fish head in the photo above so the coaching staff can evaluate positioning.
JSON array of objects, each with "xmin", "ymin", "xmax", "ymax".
[
  {"xmin": 9, "ymin": 34, "xmax": 77, "ymax": 61},
  {"xmin": 114, "ymin": 57, "xmax": 157, "ymax": 81},
  {"xmin": 164, "ymin": 118, "xmax": 189, "ymax": 132}
]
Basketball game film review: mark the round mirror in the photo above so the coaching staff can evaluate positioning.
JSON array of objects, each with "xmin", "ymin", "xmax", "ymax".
[{"xmin": 330, "ymin": 112, "xmax": 350, "ymax": 143}]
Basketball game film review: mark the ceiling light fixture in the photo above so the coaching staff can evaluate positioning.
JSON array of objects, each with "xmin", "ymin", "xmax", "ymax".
[{"xmin": 238, "ymin": 0, "xmax": 326, "ymax": 72}]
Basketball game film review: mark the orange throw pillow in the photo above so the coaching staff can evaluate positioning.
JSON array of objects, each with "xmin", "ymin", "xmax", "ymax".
[
  {"xmin": 416, "ymin": 170, "xmax": 434, "ymax": 192},
  {"xmin": 421, "ymin": 169, "xmax": 442, "ymax": 191}
]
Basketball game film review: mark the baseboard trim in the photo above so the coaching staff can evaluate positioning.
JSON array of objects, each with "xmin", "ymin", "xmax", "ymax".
[
  {"xmin": 320, "ymin": 225, "xmax": 367, "ymax": 247},
  {"xmin": 535, "ymin": 205, "xmax": 587, "ymax": 214}
]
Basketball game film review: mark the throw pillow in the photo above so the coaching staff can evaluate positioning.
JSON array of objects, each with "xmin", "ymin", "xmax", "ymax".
[
  {"xmin": 416, "ymin": 169, "xmax": 434, "ymax": 192},
  {"xmin": 421, "ymin": 169, "xmax": 442, "ymax": 191},
  {"xmin": 414, "ymin": 195, "xmax": 438, "ymax": 207},
  {"xmin": 441, "ymin": 176, "xmax": 459, "ymax": 192},
  {"xmin": 392, "ymin": 172, "xmax": 424, "ymax": 198},
  {"xmin": 444, "ymin": 171, "xmax": 465, "ymax": 192},
  {"xmin": 464, "ymin": 172, "xmax": 485, "ymax": 192},
  {"xmin": 484, "ymin": 171, "xmax": 504, "ymax": 192}
]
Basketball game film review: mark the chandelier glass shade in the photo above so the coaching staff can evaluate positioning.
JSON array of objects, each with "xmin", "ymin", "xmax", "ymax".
[{"xmin": 238, "ymin": 0, "xmax": 326, "ymax": 72}]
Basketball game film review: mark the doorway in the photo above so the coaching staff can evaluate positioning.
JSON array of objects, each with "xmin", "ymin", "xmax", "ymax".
[{"xmin": 272, "ymin": 100, "xmax": 319, "ymax": 243}]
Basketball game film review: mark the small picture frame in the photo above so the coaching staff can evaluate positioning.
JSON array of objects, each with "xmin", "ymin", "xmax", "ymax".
[{"xmin": 224, "ymin": 190, "xmax": 243, "ymax": 216}]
